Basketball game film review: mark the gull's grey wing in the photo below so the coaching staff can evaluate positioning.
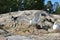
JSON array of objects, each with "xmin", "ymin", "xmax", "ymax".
[{"xmin": 33, "ymin": 12, "xmax": 41, "ymax": 23}]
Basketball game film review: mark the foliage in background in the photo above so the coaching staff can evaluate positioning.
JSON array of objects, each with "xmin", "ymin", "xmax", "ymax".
[
  {"xmin": 55, "ymin": 7, "xmax": 60, "ymax": 14},
  {"xmin": 0, "ymin": 0, "xmax": 20, "ymax": 13},
  {"xmin": 0, "ymin": 0, "xmax": 45, "ymax": 13},
  {"xmin": 45, "ymin": 1, "xmax": 53, "ymax": 13},
  {"xmin": 53, "ymin": 2, "xmax": 60, "ymax": 12},
  {"xmin": 24, "ymin": 0, "xmax": 45, "ymax": 10},
  {"xmin": 53, "ymin": 2, "xmax": 60, "ymax": 14}
]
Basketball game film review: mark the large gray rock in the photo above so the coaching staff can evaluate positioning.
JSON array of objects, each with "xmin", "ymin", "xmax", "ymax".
[{"xmin": 0, "ymin": 10, "xmax": 60, "ymax": 35}]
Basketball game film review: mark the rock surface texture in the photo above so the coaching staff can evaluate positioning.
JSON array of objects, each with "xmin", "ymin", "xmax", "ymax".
[
  {"xmin": 6, "ymin": 34, "xmax": 60, "ymax": 40},
  {"xmin": 0, "ymin": 10, "xmax": 60, "ymax": 40}
]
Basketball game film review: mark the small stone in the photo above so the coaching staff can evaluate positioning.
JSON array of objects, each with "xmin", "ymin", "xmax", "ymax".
[
  {"xmin": 0, "ymin": 29, "xmax": 5, "ymax": 33},
  {"xmin": 0, "ymin": 37, "xmax": 7, "ymax": 40}
]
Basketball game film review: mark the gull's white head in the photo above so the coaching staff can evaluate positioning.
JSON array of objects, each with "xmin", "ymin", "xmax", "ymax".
[
  {"xmin": 53, "ymin": 21, "xmax": 60, "ymax": 31},
  {"xmin": 53, "ymin": 22, "xmax": 57, "ymax": 30},
  {"xmin": 30, "ymin": 20, "xmax": 32, "ymax": 24}
]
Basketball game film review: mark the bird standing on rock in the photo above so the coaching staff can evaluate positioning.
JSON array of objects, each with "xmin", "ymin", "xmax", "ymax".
[{"xmin": 28, "ymin": 12, "xmax": 41, "ymax": 28}]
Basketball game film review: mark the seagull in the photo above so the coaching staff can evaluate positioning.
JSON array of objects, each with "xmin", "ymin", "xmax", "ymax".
[
  {"xmin": 29, "ymin": 12, "xmax": 41, "ymax": 25},
  {"xmin": 53, "ymin": 22, "xmax": 60, "ymax": 31}
]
